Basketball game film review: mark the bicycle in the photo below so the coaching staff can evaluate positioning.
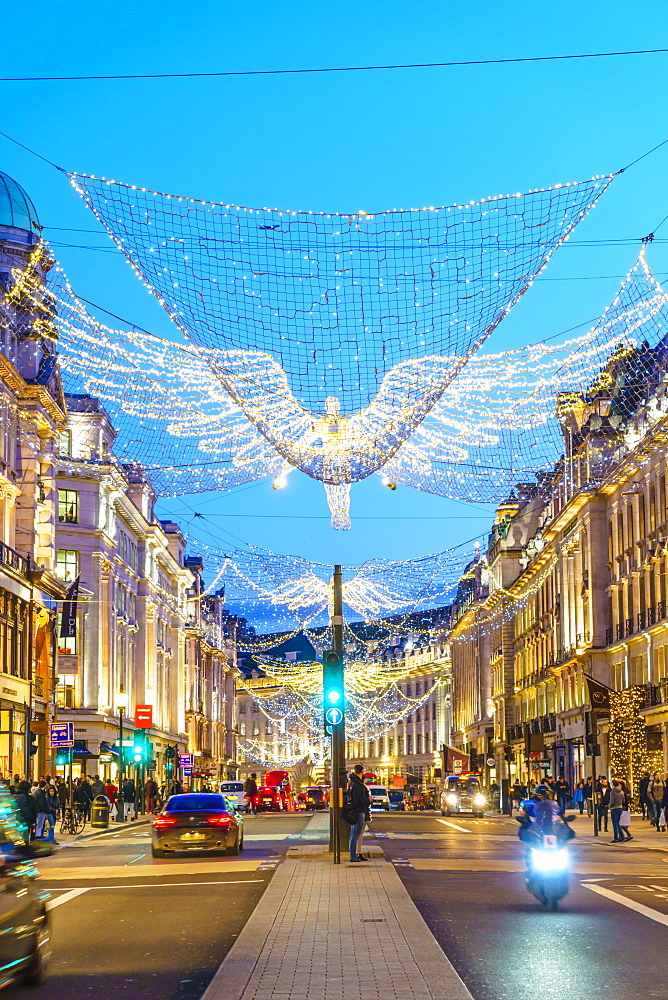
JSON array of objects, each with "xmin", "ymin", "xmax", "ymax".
[{"xmin": 59, "ymin": 804, "xmax": 87, "ymax": 835}]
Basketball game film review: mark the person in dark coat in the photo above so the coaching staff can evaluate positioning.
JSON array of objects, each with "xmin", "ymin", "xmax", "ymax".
[
  {"xmin": 122, "ymin": 778, "xmax": 136, "ymax": 820},
  {"xmin": 347, "ymin": 764, "xmax": 371, "ymax": 863},
  {"xmin": 15, "ymin": 781, "xmax": 37, "ymax": 839},
  {"xmin": 596, "ymin": 777, "xmax": 610, "ymax": 832},
  {"xmin": 584, "ymin": 776, "xmax": 594, "ymax": 816},
  {"xmin": 554, "ymin": 776, "xmax": 570, "ymax": 813},
  {"xmin": 639, "ymin": 772, "xmax": 651, "ymax": 819}
]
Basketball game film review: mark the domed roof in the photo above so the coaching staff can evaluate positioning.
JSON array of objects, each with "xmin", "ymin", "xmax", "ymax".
[{"xmin": 0, "ymin": 171, "xmax": 39, "ymax": 233}]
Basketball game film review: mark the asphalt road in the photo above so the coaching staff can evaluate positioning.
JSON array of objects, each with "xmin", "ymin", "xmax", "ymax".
[
  {"xmin": 370, "ymin": 809, "xmax": 668, "ymax": 1000},
  {"xmin": 4, "ymin": 811, "xmax": 319, "ymax": 1000}
]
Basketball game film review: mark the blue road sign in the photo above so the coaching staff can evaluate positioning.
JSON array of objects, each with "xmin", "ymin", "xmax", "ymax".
[
  {"xmin": 50, "ymin": 722, "xmax": 74, "ymax": 748},
  {"xmin": 325, "ymin": 706, "xmax": 343, "ymax": 726}
]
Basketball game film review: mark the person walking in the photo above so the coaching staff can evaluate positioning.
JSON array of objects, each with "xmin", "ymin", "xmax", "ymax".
[
  {"xmin": 15, "ymin": 781, "xmax": 37, "ymax": 840},
  {"xmin": 44, "ymin": 786, "xmax": 59, "ymax": 843},
  {"xmin": 554, "ymin": 776, "xmax": 570, "ymax": 813},
  {"xmin": 573, "ymin": 780, "xmax": 586, "ymax": 814},
  {"xmin": 597, "ymin": 777, "xmax": 611, "ymax": 833},
  {"xmin": 584, "ymin": 776, "xmax": 594, "ymax": 816},
  {"xmin": 90, "ymin": 775, "xmax": 106, "ymax": 798},
  {"xmin": 244, "ymin": 773, "xmax": 258, "ymax": 815},
  {"xmin": 122, "ymin": 777, "xmax": 136, "ymax": 820},
  {"xmin": 511, "ymin": 782, "xmax": 526, "ymax": 813},
  {"xmin": 33, "ymin": 781, "xmax": 50, "ymax": 839},
  {"xmin": 647, "ymin": 772, "xmax": 666, "ymax": 828},
  {"xmin": 620, "ymin": 782, "xmax": 633, "ymax": 842},
  {"xmin": 347, "ymin": 764, "xmax": 371, "ymax": 862},
  {"xmin": 609, "ymin": 779, "xmax": 625, "ymax": 844},
  {"xmin": 105, "ymin": 779, "xmax": 118, "ymax": 809},
  {"xmin": 639, "ymin": 771, "xmax": 651, "ymax": 819},
  {"xmin": 144, "ymin": 777, "xmax": 159, "ymax": 814}
]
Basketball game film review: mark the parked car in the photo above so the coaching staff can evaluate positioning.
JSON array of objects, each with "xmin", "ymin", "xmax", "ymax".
[
  {"xmin": 366, "ymin": 784, "xmax": 390, "ymax": 811},
  {"xmin": 151, "ymin": 793, "xmax": 244, "ymax": 857},
  {"xmin": 0, "ymin": 795, "xmax": 51, "ymax": 987},
  {"xmin": 219, "ymin": 780, "xmax": 248, "ymax": 812}
]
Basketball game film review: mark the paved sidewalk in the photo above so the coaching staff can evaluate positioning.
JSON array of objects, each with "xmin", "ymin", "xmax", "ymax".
[{"xmin": 202, "ymin": 856, "xmax": 473, "ymax": 1000}]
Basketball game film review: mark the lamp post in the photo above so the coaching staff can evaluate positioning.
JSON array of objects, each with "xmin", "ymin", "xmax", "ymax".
[{"xmin": 117, "ymin": 687, "xmax": 128, "ymax": 822}]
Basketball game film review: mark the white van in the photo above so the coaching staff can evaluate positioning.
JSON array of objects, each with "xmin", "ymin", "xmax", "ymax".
[
  {"xmin": 366, "ymin": 785, "xmax": 390, "ymax": 811},
  {"xmin": 219, "ymin": 780, "xmax": 247, "ymax": 812}
]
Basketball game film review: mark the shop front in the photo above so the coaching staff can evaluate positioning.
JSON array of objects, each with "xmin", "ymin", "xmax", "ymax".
[{"xmin": 0, "ymin": 684, "xmax": 30, "ymax": 780}]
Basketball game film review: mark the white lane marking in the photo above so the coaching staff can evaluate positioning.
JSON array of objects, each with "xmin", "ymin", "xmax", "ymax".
[
  {"xmin": 435, "ymin": 818, "xmax": 473, "ymax": 834},
  {"xmin": 584, "ymin": 882, "xmax": 668, "ymax": 926},
  {"xmin": 46, "ymin": 887, "xmax": 90, "ymax": 910},
  {"xmin": 92, "ymin": 880, "xmax": 265, "ymax": 889}
]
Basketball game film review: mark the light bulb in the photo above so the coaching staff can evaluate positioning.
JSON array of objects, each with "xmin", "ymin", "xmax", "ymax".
[{"xmin": 272, "ymin": 475, "xmax": 288, "ymax": 490}]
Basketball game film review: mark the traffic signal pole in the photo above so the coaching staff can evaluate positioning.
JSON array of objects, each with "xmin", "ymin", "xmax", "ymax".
[{"xmin": 327, "ymin": 565, "xmax": 345, "ymax": 864}]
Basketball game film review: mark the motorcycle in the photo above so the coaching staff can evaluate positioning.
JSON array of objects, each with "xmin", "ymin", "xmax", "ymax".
[{"xmin": 516, "ymin": 813, "xmax": 574, "ymax": 910}]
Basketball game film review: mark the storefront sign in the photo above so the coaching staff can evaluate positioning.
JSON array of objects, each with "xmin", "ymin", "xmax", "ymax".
[{"xmin": 179, "ymin": 753, "xmax": 194, "ymax": 768}]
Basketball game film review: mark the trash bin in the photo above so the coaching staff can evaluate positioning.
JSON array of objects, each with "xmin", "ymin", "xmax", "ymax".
[{"xmin": 91, "ymin": 794, "xmax": 110, "ymax": 829}]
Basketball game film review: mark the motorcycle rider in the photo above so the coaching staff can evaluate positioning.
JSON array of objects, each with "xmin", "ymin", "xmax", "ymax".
[{"xmin": 516, "ymin": 785, "xmax": 574, "ymax": 891}]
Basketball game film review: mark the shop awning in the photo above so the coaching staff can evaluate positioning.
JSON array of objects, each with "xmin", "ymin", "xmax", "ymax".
[
  {"xmin": 99, "ymin": 743, "xmax": 118, "ymax": 756},
  {"xmin": 72, "ymin": 741, "xmax": 98, "ymax": 758}
]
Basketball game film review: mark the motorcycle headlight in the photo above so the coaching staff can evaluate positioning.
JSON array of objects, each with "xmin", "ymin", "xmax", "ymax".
[
  {"xmin": 530, "ymin": 848, "xmax": 568, "ymax": 872},
  {"xmin": 473, "ymin": 794, "xmax": 486, "ymax": 806},
  {"xmin": 446, "ymin": 794, "xmax": 458, "ymax": 805}
]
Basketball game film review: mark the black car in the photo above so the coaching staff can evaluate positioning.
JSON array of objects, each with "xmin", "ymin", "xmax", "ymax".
[
  {"xmin": 151, "ymin": 793, "xmax": 244, "ymax": 857},
  {"xmin": 0, "ymin": 794, "xmax": 51, "ymax": 988}
]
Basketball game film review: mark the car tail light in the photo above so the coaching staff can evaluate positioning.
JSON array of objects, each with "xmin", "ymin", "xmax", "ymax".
[
  {"xmin": 207, "ymin": 815, "xmax": 232, "ymax": 827},
  {"xmin": 154, "ymin": 816, "xmax": 178, "ymax": 829}
]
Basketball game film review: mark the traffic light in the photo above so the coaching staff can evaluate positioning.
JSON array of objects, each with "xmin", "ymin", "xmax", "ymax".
[
  {"xmin": 132, "ymin": 743, "xmax": 143, "ymax": 764},
  {"xmin": 585, "ymin": 733, "xmax": 600, "ymax": 756},
  {"xmin": 28, "ymin": 732, "xmax": 38, "ymax": 757},
  {"xmin": 164, "ymin": 745, "xmax": 176, "ymax": 760},
  {"xmin": 56, "ymin": 753, "xmax": 67, "ymax": 766},
  {"xmin": 503, "ymin": 746, "xmax": 515, "ymax": 763},
  {"xmin": 322, "ymin": 650, "xmax": 344, "ymax": 726}
]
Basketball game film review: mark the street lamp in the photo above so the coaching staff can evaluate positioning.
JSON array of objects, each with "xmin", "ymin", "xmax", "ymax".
[{"xmin": 117, "ymin": 687, "xmax": 128, "ymax": 822}]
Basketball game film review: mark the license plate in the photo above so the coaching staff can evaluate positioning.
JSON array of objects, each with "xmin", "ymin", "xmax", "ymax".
[
  {"xmin": 180, "ymin": 832, "xmax": 205, "ymax": 841},
  {"xmin": 263, "ymin": 798, "xmax": 272, "ymax": 803}
]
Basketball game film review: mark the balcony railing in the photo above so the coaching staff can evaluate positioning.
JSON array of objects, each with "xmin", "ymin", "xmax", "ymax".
[
  {"xmin": 607, "ymin": 600, "xmax": 668, "ymax": 646},
  {"xmin": 0, "ymin": 542, "xmax": 29, "ymax": 579}
]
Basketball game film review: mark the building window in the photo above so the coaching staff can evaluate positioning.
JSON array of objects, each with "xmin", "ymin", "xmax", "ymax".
[
  {"xmin": 58, "ymin": 430, "xmax": 72, "ymax": 457},
  {"xmin": 253, "ymin": 722, "xmax": 259, "ymax": 737},
  {"xmin": 398, "ymin": 737, "xmax": 404, "ymax": 756},
  {"xmin": 407, "ymin": 735, "xmax": 413, "ymax": 755},
  {"xmin": 239, "ymin": 721, "xmax": 246, "ymax": 736},
  {"xmin": 58, "ymin": 489, "xmax": 79, "ymax": 524},
  {"xmin": 56, "ymin": 549, "xmax": 79, "ymax": 582},
  {"xmin": 388, "ymin": 737, "xmax": 394, "ymax": 755},
  {"xmin": 58, "ymin": 635, "xmax": 76, "ymax": 655},
  {"xmin": 57, "ymin": 675, "xmax": 76, "ymax": 709},
  {"xmin": 416, "ymin": 735, "xmax": 422, "ymax": 754}
]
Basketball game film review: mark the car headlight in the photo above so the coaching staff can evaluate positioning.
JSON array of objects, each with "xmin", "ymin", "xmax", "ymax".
[
  {"xmin": 530, "ymin": 848, "xmax": 568, "ymax": 872},
  {"xmin": 446, "ymin": 794, "xmax": 458, "ymax": 805},
  {"xmin": 473, "ymin": 794, "xmax": 486, "ymax": 806}
]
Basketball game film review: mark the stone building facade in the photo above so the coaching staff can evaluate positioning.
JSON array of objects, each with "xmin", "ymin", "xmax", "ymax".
[
  {"xmin": 449, "ymin": 333, "xmax": 668, "ymax": 798},
  {"xmin": 0, "ymin": 171, "xmax": 67, "ymax": 777}
]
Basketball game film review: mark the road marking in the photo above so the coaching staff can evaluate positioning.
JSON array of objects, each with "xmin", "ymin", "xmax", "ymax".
[
  {"xmin": 584, "ymin": 882, "xmax": 668, "ymax": 926},
  {"xmin": 46, "ymin": 887, "xmax": 89, "ymax": 910},
  {"xmin": 435, "ymin": 818, "xmax": 472, "ymax": 833},
  {"xmin": 127, "ymin": 854, "xmax": 147, "ymax": 864},
  {"xmin": 92, "ymin": 880, "xmax": 266, "ymax": 889}
]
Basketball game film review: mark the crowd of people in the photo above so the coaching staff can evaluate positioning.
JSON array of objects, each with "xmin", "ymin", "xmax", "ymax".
[
  {"xmin": 0, "ymin": 772, "xmax": 185, "ymax": 843},
  {"xmin": 509, "ymin": 771, "xmax": 668, "ymax": 844}
]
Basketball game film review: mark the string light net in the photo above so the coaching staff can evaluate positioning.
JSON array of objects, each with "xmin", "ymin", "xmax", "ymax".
[
  {"xmin": 383, "ymin": 248, "xmax": 668, "ymax": 501},
  {"xmin": 68, "ymin": 171, "xmax": 613, "ymax": 488}
]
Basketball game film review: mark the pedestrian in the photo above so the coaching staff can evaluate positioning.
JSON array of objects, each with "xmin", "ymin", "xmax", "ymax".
[
  {"xmin": 647, "ymin": 771, "xmax": 666, "ymax": 829},
  {"xmin": 122, "ymin": 777, "xmax": 136, "ymax": 820},
  {"xmin": 105, "ymin": 779, "xmax": 118, "ymax": 807},
  {"xmin": 620, "ymin": 782, "xmax": 633, "ymax": 842},
  {"xmin": 573, "ymin": 780, "xmax": 586, "ymax": 814},
  {"xmin": 144, "ymin": 776, "xmax": 159, "ymax": 814},
  {"xmin": 74, "ymin": 778, "xmax": 92, "ymax": 821},
  {"xmin": 597, "ymin": 777, "xmax": 610, "ymax": 833},
  {"xmin": 554, "ymin": 775, "xmax": 570, "ymax": 813},
  {"xmin": 609, "ymin": 779, "xmax": 626, "ymax": 844},
  {"xmin": 639, "ymin": 771, "xmax": 651, "ymax": 819},
  {"xmin": 56, "ymin": 777, "xmax": 68, "ymax": 811},
  {"xmin": 346, "ymin": 763, "xmax": 371, "ymax": 862},
  {"xmin": 44, "ymin": 786, "xmax": 59, "ymax": 843},
  {"xmin": 167, "ymin": 777, "xmax": 182, "ymax": 797},
  {"xmin": 511, "ymin": 782, "xmax": 524, "ymax": 812},
  {"xmin": 15, "ymin": 781, "xmax": 37, "ymax": 840},
  {"xmin": 584, "ymin": 776, "xmax": 594, "ymax": 816},
  {"xmin": 244, "ymin": 773, "xmax": 258, "ymax": 815},
  {"xmin": 33, "ymin": 781, "xmax": 50, "ymax": 839},
  {"xmin": 90, "ymin": 774, "xmax": 106, "ymax": 798}
]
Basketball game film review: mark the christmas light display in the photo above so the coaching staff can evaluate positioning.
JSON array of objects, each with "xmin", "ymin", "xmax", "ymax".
[
  {"xmin": 608, "ymin": 686, "xmax": 663, "ymax": 798},
  {"xmin": 65, "ymin": 171, "xmax": 612, "ymax": 503}
]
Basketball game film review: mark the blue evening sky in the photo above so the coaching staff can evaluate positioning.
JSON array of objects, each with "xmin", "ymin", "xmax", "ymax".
[{"xmin": 2, "ymin": 2, "xmax": 668, "ymax": 570}]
